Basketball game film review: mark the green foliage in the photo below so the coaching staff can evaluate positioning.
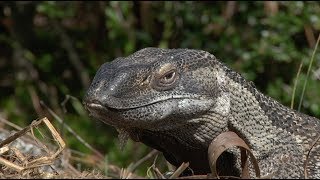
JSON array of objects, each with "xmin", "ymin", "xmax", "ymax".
[
  {"xmin": 37, "ymin": 1, "xmax": 75, "ymax": 19},
  {"xmin": 0, "ymin": 1, "xmax": 319, "ymax": 177}
]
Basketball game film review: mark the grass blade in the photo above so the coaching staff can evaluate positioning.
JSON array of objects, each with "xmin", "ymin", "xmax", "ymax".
[{"xmin": 298, "ymin": 34, "xmax": 320, "ymax": 112}]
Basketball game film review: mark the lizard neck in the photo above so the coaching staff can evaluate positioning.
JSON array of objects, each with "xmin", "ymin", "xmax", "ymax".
[
  {"xmin": 221, "ymin": 65, "xmax": 307, "ymax": 177},
  {"xmin": 213, "ymin": 62, "xmax": 320, "ymax": 178},
  {"xmin": 223, "ymin": 64, "xmax": 319, "ymax": 146}
]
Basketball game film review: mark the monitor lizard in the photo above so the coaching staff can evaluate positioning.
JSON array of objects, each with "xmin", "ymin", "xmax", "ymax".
[{"xmin": 83, "ymin": 48, "xmax": 320, "ymax": 178}]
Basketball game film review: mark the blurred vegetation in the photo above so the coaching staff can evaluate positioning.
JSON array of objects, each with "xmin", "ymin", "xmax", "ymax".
[{"xmin": 0, "ymin": 1, "xmax": 319, "ymax": 177}]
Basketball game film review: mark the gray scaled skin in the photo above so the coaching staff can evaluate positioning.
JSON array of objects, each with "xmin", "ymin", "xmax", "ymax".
[{"xmin": 83, "ymin": 48, "xmax": 320, "ymax": 178}]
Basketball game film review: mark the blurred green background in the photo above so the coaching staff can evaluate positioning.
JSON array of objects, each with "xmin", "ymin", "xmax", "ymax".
[{"xmin": 0, "ymin": 1, "xmax": 319, "ymax": 177}]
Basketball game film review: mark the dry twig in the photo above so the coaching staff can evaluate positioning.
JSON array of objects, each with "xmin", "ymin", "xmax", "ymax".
[
  {"xmin": 169, "ymin": 162, "xmax": 190, "ymax": 179},
  {"xmin": 0, "ymin": 117, "xmax": 65, "ymax": 177}
]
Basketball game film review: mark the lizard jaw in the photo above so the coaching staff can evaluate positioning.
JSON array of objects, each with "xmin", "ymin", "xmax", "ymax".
[{"xmin": 84, "ymin": 97, "xmax": 215, "ymax": 131}]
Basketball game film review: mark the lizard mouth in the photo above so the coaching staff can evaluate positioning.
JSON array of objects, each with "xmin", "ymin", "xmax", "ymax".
[
  {"xmin": 84, "ymin": 97, "xmax": 184, "ymax": 112},
  {"xmin": 84, "ymin": 95, "xmax": 215, "ymax": 131},
  {"xmin": 84, "ymin": 94, "xmax": 204, "ymax": 111},
  {"xmin": 83, "ymin": 98, "xmax": 179, "ymax": 129}
]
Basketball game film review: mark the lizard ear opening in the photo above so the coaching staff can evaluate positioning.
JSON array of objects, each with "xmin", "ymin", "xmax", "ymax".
[{"xmin": 151, "ymin": 63, "xmax": 179, "ymax": 91}]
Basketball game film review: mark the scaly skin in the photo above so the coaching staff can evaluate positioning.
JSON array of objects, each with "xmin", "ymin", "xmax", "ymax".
[{"xmin": 83, "ymin": 48, "xmax": 320, "ymax": 178}]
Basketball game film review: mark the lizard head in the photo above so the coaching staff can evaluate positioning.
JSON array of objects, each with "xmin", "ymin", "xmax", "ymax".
[
  {"xmin": 84, "ymin": 48, "xmax": 229, "ymax": 130},
  {"xmin": 83, "ymin": 48, "xmax": 232, "ymax": 172}
]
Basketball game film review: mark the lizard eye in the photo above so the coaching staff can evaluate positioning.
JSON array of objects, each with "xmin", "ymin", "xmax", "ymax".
[
  {"xmin": 161, "ymin": 71, "xmax": 176, "ymax": 84},
  {"xmin": 152, "ymin": 63, "xmax": 179, "ymax": 90}
]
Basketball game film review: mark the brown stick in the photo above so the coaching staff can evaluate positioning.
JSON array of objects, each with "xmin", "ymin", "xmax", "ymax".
[
  {"xmin": 169, "ymin": 162, "xmax": 190, "ymax": 179},
  {"xmin": 0, "ymin": 119, "xmax": 42, "ymax": 148}
]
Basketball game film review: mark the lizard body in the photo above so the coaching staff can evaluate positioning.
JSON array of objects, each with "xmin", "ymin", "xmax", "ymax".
[{"xmin": 83, "ymin": 48, "xmax": 320, "ymax": 178}]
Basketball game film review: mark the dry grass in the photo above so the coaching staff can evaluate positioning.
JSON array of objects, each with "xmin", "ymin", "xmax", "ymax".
[{"xmin": 0, "ymin": 117, "xmax": 112, "ymax": 179}]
